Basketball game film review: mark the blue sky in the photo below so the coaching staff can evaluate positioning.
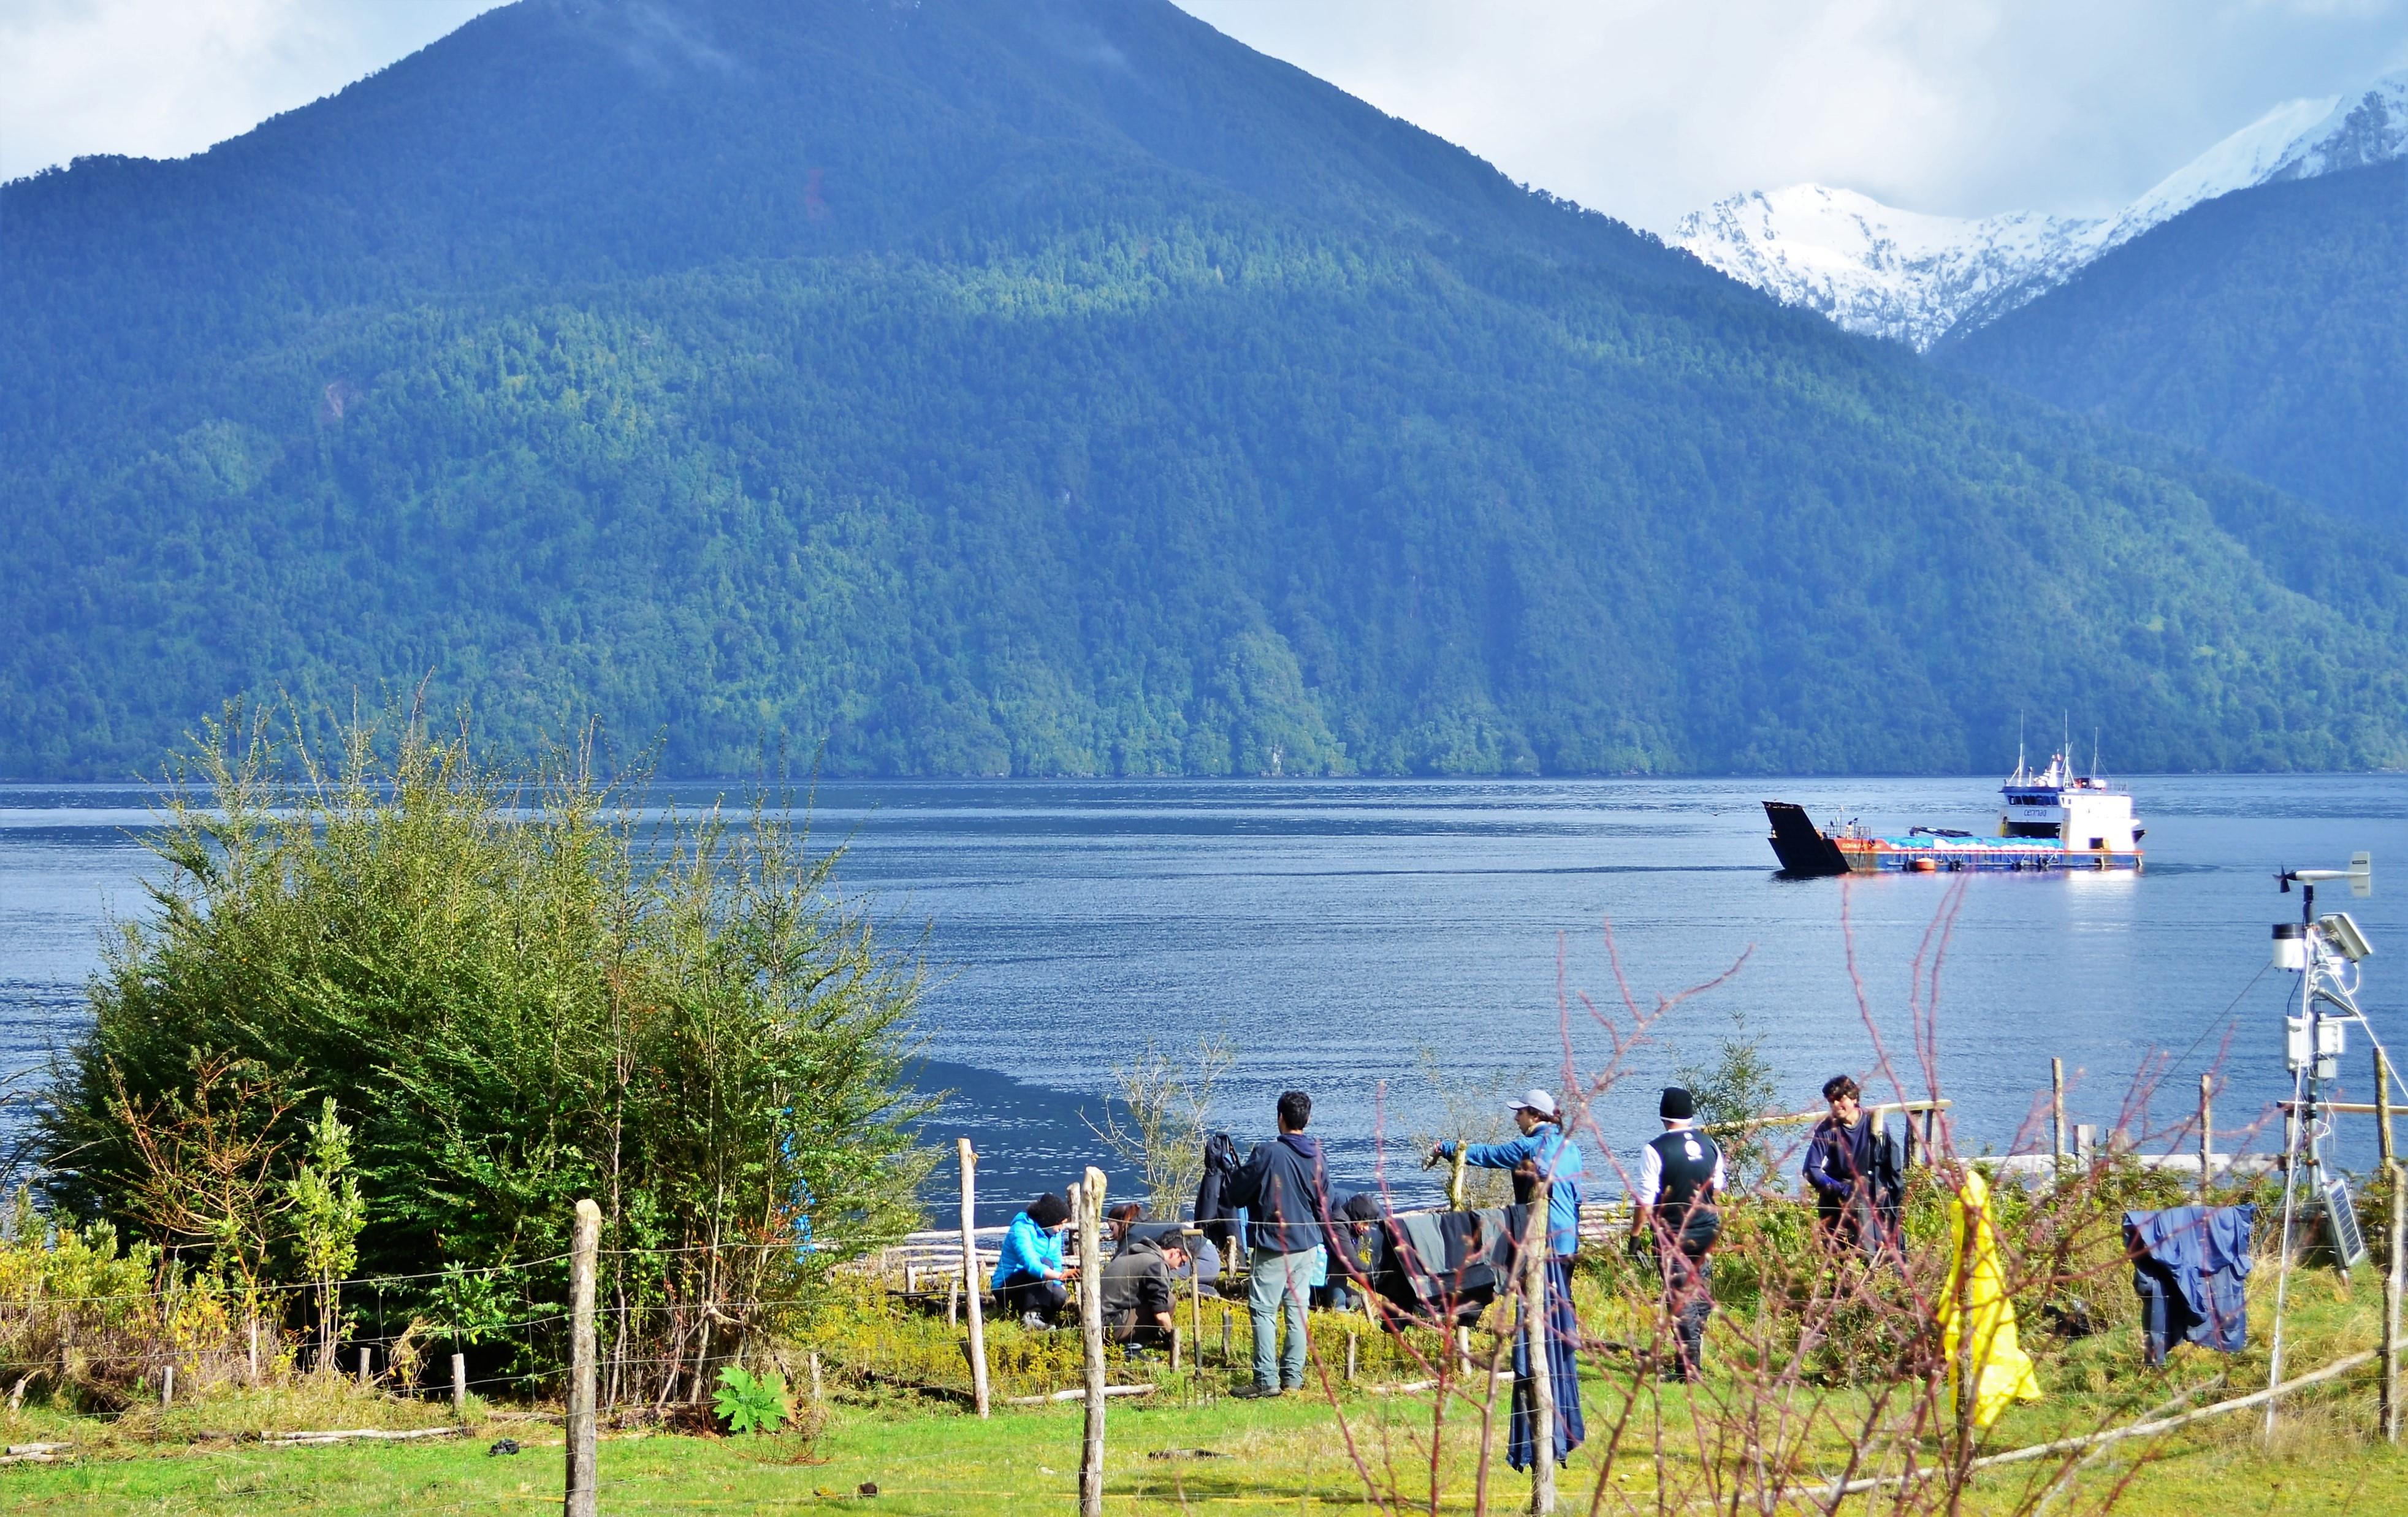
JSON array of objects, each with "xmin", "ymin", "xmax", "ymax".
[{"xmin": 6, "ymin": 0, "xmax": 2404, "ymax": 230}]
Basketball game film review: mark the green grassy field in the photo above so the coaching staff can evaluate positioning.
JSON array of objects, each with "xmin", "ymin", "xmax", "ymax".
[
  {"xmin": 3, "ymin": 1371, "xmax": 2401, "ymax": 1515},
  {"xmin": 7, "ymin": 1270, "xmax": 2404, "ymax": 1516}
]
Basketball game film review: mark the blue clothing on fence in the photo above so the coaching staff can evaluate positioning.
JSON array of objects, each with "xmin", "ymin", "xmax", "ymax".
[
  {"xmin": 991, "ymin": 1210, "xmax": 1066, "ymax": 1289},
  {"xmin": 2125, "ymin": 1205, "xmax": 2255, "ymax": 1363},
  {"xmin": 1509, "ymin": 1257, "xmax": 1587, "ymax": 1470},
  {"xmin": 1450, "ymin": 1128, "xmax": 1587, "ymax": 1256}
]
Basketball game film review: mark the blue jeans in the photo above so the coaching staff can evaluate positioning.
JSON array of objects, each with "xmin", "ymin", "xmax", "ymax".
[{"xmin": 1247, "ymin": 1247, "xmax": 1312, "ymax": 1390}]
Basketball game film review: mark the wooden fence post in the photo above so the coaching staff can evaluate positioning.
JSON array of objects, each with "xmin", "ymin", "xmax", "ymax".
[
  {"xmin": 2380, "ymin": 1049, "xmax": 2400, "ymax": 1445},
  {"xmin": 356, "ymin": 1345, "xmax": 371, "ymax": 1390},
  {"xmin": 959, "ymin": 1138, "xmax": 991, "ymax": 1419},
  {"xmin": 2051, "ymin": 1058, "xmax": 2066, "ymax": 1176},
  {"xmin": 1078, "ymin": 1167, "xmax": 1108, "ymax": 1517},
  {"xmin": 452, "ymin": 1352, "xmax": 468, "ymax": 1417},
  {"xmin": 247, "ymin": 1317, "xmax": 261, "ymax": 1385},
  {"xmin": 161, "ymin": 1362, "xmax": 174, "ymax": 1409},
  {"xmin": 564, "ymin": 1198, "xmax": 601, "ymax": 1517},
  {"xmin": 1189, "ymin": 1250, "xmax": 1203, "ymax": 1363},
  {"xmin": 1523, "ymin": 1180, "xmax": 1555, "ymax": 1516},
  {"xmin": 2199, "ymin": 1073, "xmax": 2214, "ymax": 1197}
]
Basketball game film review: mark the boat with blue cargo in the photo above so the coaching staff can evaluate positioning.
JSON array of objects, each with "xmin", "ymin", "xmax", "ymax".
[{"xmin": 1762, "ymin": 750, "xmax": 2144, "ymax": 876}]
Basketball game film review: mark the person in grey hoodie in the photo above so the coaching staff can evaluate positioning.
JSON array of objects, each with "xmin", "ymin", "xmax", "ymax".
[{"xmin": 1220, "ymin": 1089, "xmax": 1330, "ymax": 1396}]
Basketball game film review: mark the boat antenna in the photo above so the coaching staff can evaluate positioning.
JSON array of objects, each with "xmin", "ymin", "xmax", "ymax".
[
  {"xmin": 2092, "ymin": 726, "xmax": 2101, "ymax": 781},
  {"xmin": 2016, "ymin": 712, "xmax": 2026, "ymax": 783}
]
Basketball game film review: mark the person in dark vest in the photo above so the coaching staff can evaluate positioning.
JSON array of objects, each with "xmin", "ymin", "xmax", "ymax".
[
  {"xmin": 1221, "ymin": 1089, "xmax": 1331, "ymax": 1397},
  {"xmin": 1802, "ymin": 1075, "xmax": 1902, "ymax": 1256},
  {"xmin": 1631, "ymin": 1086, "xmax": 1724, "ymax": 1383}
]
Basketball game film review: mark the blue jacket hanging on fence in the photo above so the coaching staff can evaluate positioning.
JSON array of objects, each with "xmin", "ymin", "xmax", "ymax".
[
  {"xmin": 992, "ymin": 1211, "xmax": 1066, "ymax": 1289},
  {"xmin": 1442, "ymin": 1127, "xmax": 1587, "ymax": 1256},
  {"xmin": 2125, "ymin": 1204, "xmax": 2255, "ymax": 1364}
]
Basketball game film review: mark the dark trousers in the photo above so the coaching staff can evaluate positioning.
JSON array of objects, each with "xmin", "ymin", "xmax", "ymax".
[
  {"xmin": 1109, "ymin": 1318, "xmax": 1173, "ymax": 1350},
  {"xmin": 1662, "ymin": 1249, "xmax": 1713, "ymax": 1380},
  {"xmin": 1001, "ymin": 1277, "xmax": 1067, "ymax": 1325},
  {"xmin": 1509, "ymin": 1257, "xmax": 1587, "ymax": 1470}
]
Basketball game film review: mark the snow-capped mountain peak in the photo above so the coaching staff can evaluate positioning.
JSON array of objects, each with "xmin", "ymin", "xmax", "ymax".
[{"xmin": 1675, "ymin": 67, "xmax": 2408, "ymax": 351}]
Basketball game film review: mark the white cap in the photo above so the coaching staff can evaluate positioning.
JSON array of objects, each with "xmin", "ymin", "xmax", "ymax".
[{"xmin": 1506, "ymin": 1089, "xmax": 1558, "ymax": 1120}]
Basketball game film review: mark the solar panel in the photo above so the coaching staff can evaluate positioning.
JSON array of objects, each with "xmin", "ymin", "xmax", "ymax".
[{"xmin": 2320, "ymin": 1176, "xmax": 2369, "ymax": 1269}]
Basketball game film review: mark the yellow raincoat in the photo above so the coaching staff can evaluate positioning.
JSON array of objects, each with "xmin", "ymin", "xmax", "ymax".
[{"xmin": 1936, "ymin": 1165, "xmax": 2041, "ymax": 1429}]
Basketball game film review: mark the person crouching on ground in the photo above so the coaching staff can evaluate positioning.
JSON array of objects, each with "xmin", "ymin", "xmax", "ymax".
[
  {"xmin": 1102, "ymin": 1226, "xmax": 1192, "ymax": 1351},
  {"xmin": 1802, "ymin": 1074, "xmax": 1902, "ymax": 1257},
  {"xmin": 1221, "ymin": 1089, "xmax": 1331, "ymax": 1397},
  {"xmin": 992, "ymin": 1192, "xmax": 1072, "ymax": 1327},
  {"xmin": 1431, "ymin": 1089, "xmax": 1589, "ymax": 1470},
  {"xmin": 1633, "ymin": 1086, "xmax": 1724, "ymax": 1383}
]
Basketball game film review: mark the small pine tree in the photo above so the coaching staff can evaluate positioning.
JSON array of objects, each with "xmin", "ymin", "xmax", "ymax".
[{"xmin": 285, "ymin": 1097, "xmax": 366, "ymax": 1369}]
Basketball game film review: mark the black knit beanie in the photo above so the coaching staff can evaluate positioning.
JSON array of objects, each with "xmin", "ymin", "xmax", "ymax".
[
  {"xmin": 1029, "ymin": 1192, "xmax": 1071, "ymax": 1229},
  {"xmin": 1659, "ymin": 1086, "xmax": 1695, "ymax": 1120}
]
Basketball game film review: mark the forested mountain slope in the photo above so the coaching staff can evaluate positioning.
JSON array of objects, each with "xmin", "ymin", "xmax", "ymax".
[
  {"xmin": 4, "ymin": 0, "xmax": 2404, "ymax": 777},
  {"xmin": 1941, "ymin": 163, "xmax": 2406, "ymax": 528}
]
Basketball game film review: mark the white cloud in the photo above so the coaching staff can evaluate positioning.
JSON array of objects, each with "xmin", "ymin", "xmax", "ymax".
[
  {"xmin": 0, "ymin": 0, "xmax": 499, "ymax": 181},
  {"xmin": 1181, "ymin": 0, "xmax": 2408, "ymax": 228},
  {"xmin": 4, "ymin": 0, "xmax": 2403, "ymax": 232}
]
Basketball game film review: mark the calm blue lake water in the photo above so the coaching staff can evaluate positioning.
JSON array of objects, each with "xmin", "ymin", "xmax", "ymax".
[{"xmin": 3, "ymin": 777, "xmax": 2402, "ymax": 1221}]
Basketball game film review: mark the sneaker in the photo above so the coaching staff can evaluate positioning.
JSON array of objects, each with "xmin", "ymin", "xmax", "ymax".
[
  {"xmin": 1022, "ymin": 1312, "xmax": 1048, "ymax": 1329},
  {"xmin": 1232, "ymin": 1383, "xmax": 1283, "ymax": 1400}
]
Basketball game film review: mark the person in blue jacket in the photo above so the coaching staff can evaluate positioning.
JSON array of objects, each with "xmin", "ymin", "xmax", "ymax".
[
  {"xmin": 1802, "ymin": 1075, "xmax": 1902, "ymax": 1255},
  {"xmin": 1430, "ymin": 1089, "xmax": 1588, "ymax": 1470},
  {"xmin": 991, "ymin": 1192, "xmax": 1072, "ymax": 1326}
]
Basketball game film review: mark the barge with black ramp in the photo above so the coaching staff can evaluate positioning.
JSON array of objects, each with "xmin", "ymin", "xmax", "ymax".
[{"xmin": 1765, "ymin": 749, "xmax": 2143, "ymax": 876}]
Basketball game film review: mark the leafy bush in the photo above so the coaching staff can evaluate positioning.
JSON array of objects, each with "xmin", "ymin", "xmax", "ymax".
[
  {"xmin": 37, "ymin": 706, "xmax": 933, "ymax": 1399},
  {"xmin": 713, "ymin": 1364, "xmax": 793, "ymax": 1435}
]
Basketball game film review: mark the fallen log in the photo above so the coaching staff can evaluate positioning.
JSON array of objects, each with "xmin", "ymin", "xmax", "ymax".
[
  {"xmin": 1004, "ymin": 1384, "xmax": 1157, "ymax": 1406},
  {"xmin": 262, "ymin": 1426, "xmax": 465, "ymax": 1447}
]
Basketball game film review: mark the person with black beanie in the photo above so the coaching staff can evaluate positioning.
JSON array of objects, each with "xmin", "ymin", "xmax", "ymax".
[
  {"xmin": 991, "ymin": 1192, "xmax": 1073, "ymax": 1326},
  {"xmin": 1631, "ymin": 1086, "xmax": 1725, "ymax": 1382}
]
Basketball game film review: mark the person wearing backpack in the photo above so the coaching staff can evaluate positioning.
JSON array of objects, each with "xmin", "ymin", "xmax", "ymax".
[
  {"xmin": 1220, "ymin": 1090, "xmax": 1330, "ymax": 1397},
  {"xmin": 1631, "ymin": 1087, "xmax": 1724, "ymax": 1383}
]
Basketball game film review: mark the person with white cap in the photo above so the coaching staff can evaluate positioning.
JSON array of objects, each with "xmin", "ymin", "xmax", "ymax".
[{"xmin": 1428, "ymin": 1089, "xmax": 1587, "ymax": 1470}]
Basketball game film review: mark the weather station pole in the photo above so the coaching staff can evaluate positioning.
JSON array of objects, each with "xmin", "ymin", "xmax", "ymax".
[{"xmin": 2262, "ymin": 854, "xmax": 2372, "ymax": 1443}]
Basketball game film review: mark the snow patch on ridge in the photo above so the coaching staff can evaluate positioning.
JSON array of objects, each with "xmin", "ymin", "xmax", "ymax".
[{"xmin": 1674, "ymin": 68, "xmax": 2408, "ymax": 351}]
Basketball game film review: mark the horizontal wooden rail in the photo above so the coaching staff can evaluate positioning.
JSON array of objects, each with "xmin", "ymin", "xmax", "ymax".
[{"xmin": 1714, "ymin": 1098, "xmax": 1951, "ymax": 1133}]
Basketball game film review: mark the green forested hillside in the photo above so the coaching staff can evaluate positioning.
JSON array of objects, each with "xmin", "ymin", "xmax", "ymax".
[
  {"xmin": 4, "ymin": 0, "xmax": 2404, "ymax": 777},
  {"xmin": 1942, "ymin": 162, "xmax": 2406, "ymax": 527}
]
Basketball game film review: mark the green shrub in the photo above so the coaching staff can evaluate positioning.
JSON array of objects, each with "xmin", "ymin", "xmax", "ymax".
[
  {"xmin": 714, "ymin": 1364, "xmax": 794, "ymax": 1434},
  {"xmin": 37, "ymin": 705, "xmax": 932, "ymax": 1396}
]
